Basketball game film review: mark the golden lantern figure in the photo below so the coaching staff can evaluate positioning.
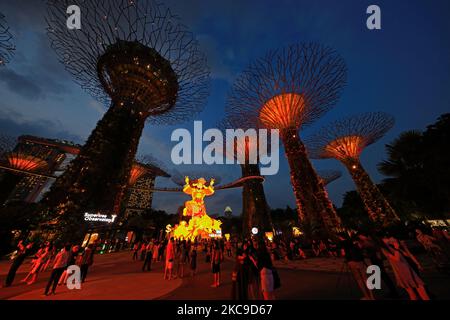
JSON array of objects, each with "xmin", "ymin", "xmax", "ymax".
[
  {"xmin": 171, "ymin": 176, "xmax": 222, "ymax": 241},
  {"xmin": 306, "ymin": 112, "xmax": 400, "ymax": 226},
  {"xmin": 226, "ymin": 43, "xmax": 347, "ymax": 238}
]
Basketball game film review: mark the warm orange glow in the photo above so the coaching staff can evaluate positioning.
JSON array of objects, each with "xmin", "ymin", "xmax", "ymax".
[
  {"xmin": 265, "ymin": 232, "xmax": 274, "ymax": 241},
  {"xmin": 6, "ymin": 153, "xmax": 47, "ymax": 172},
  {"xmin": 172, "ymin": 176, "xmax": 222, "ymax": 241},
  {"xmin": 129, "ymin": 164, "xmax": 148, "ymax": 185},
  {"xmin": 259, "ymin": 93, "xmax": 305, "ymax": 129},
  {"xmin": 324, "ymin": 135, "xmax": 364, "ymax": 160}
]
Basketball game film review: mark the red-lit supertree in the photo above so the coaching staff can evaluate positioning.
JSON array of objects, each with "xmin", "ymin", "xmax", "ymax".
[
  {"xmin": 0, "ymin": 12, "xmax": 15, "ymax": 66},
  {"xmin": 226, "ymin": 43, "xmax": 346, "ymax": 238},
  {"xmin": 43, "ymin": 0, "xmax": 209, "ymax": 240},
  {"xmin": 0, "ymin": 135, "xmax": 51, "ymax": 204},
  {"xmin": 306, "ymin": 112, "xmax": 400, "ymax": 226},
  {"xmin": 218, "ymin": 120, "xmax": 273, "ymax": 238}
]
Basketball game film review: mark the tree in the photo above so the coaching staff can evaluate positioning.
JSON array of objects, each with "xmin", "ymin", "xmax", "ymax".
[{"xmin": 378, "ymin": 114, "xmax": 450, "ymax": 219}]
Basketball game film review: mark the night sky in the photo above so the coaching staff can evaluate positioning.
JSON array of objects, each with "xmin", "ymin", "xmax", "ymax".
[{"xmin": 1, "ymin": 0, "xmax": 449, "ymax": 216}]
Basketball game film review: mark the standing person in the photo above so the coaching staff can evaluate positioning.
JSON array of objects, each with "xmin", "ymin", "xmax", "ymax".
[
  {"xmin": 80, "ymin": 244, "xmax": 95, "ymax": 283},
  {"xmin": 142, "ymin": 241, "xmax": 154, "ymax": 272},
  {"xmin": 44, "ymin": 244, "xmax": 71, "ymax": 296},
  {"xmin": 139, "ymin": 242, "xmax": 147, "ymax": 261},
  {"xmin": 132, "ymin": 242, "xmax": 140, "ymax": 260},
  {"xmin": 357, "ymin": 233, "xmax": 400, "ymax": 299},
  {"xmin": 152, "ymin": 241, "xmax": 160, "ymax": 263},
  {"xmin": 22, "ymin": 244, "xmax": 51, "ymax": 285},
  {"xmin": 337, "ymin": 233, "xmax": 375, "ymax": 300},
  {"xmin": 164, "ymin": 238, "xmax": 175, "ymax": 280},
  {"xmin": 231, "ymin": 249, "xmax": 249, "ymax": 300},
  {"xmin": 190, "ymin": 244, "xmax": 198, "ymax": 277},
  {"xmin": 158, "ymin": 241, "xmax": 165, "ymax": 262},
  {"xmin": 255, "ymin": 243, "xmax": 276, "ymax": 300},
  {"xmin": 381, "ymin": 237, "xmax": 430, "ymax": 300},
  {"xmin": 178, "ymin": 241, "xmax": 189, "ymax": 278},
  {"xmin": 58, "ymin": 245, "xmax": 80, "ymax": 285},
  {"xmin": 226, "ymin": 241, "xmax": 232, "ymax": 257},
  {"xmin": 3, "ymin": 242, "xmax": 34, "ymax": 288},
  {"xmin": 211, "ymin": 241, "xmax": 224, "ymax": 287}
]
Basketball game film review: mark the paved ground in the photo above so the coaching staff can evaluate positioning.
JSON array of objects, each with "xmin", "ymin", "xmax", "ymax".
[{"xmin": 0, "ymin": 250, "xmax": 449, "ymax": 300}]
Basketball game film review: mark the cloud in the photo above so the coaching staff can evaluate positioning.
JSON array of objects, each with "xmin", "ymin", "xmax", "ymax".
[
  {"xmin": 0, "ymin": 107, "xmax": 83, "ymax": 143},
  {"xmin": 0, "ymin": 68, "xmax": 43, "ymax": 100}
]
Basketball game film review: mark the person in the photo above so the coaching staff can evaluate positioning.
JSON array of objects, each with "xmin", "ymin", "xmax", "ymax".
[
  {"xmin": 58, "ymin": 245, "xmax": 80, "ymax": 285},
  {"xmin": 356, "ymin": 233, "xmax": 399, "ymax": 299},
  {"xmin": 164, "ymin": 238, "xmax": 175, "ymax": 280},
  {"xmin": 226, "ymin": 241, "xmax": 232, "ymax": 257},
  {"xmin": 415, "ymin": 229, "xmax": 448, "ymax": 268},
  {"xmin": 178, "ymin": 241, "xmax": 189, "ymax": 278},
  {"xmin": 158, "ymin": 241, "xmax": 165, "ymax": 262},
  {"xmin": 80, "ymin": 244, "xmax": 95, "ymax": 283},
  {"xmin": 139, "ymin": 242, "xmax": 147, "ymax": 261},
  {"xmin": 44, "ymin": 244, "xmax": 71, "ymax": 296},
  {"xmin": 211, "ymin": 241, "xmax": 224, "ymax": 287},
  {"xmin": 152, "ymin": 241, "xmax": 160, "ymax": 263},
  {"xmin": 22, "ymin": 243, "xmax": 51, "ymax": 285},
  {"xmin": 381, "ymin": 236, "xmax": 430, "ymax": 300},
  {"xmin": 243, "ymin": 241, "xmax": 261, "ymax": 299},
  {"xmin": 142, "ymin": 241, "xmax": 153, "ymax": 272},
  {"xmin": 4, "ymin": 241, "xmax": 34, "ymax": 288},
  {"xmin": 132, "ymin": 242, "xmax": 140, "ymax": 260},
  {"xmin": 256, "ymin": 243, "xmax": 276, "ymax": 300},
  {"xmin": 338, "ymin": 233, "xmax": 375, "ymax": 300},
  {"xmin": 312, "ymin": 240, "xmax": 320, "ymax": 257},
  {"xmin": 190, "ymin": 245, "xmax": 198, "ymax": 277},
  {"xmin": 231, "ymin": 249, "xmax": 249, "ymax": 300}
]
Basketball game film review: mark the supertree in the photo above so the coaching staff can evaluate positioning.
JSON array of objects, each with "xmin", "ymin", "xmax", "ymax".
[
  {"xmin": 0, "ymin": 12, "xmax": 15, "ymax": 66},
  {"xmin": 0, "ymin": 135, "xmax": 51, "ymax": 204},
  {"xmin": 129, "ymin": 155, "xmax": 169, "ymax": 186},
  {"xmin": 226, "ymin": 43, "xmax": 346, "ymax": 238},
  {"xmin": 42, "ymin": 0, "xmax": 209, "ymax": 239},
  {"xmin": 306, "ymin": 112, "xmax": 400, "ymax": 226},
  {"xmin": 318, "ymin": 170, "xmax": 342, "ymax": 186},
  {"xmin": 218, "ymin": 120, "xmax": 273, "ymax": 238}
]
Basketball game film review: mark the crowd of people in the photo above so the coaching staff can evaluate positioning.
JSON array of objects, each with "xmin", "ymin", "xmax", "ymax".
[
  {"xmin": 2, "ymin": 225, "xmax": 448, "ymax": 300},
  {"xmin": 3, "ymin": 240, "xmax": 96, "ymax": 296}
]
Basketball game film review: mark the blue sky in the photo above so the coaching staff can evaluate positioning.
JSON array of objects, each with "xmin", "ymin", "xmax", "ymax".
[{"xmin": 1, "ymin": 0, "xmax": 449, "ymax": 216}]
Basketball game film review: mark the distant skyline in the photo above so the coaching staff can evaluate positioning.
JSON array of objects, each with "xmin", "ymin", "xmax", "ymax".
[{"xmin": 1, "ymin": 0, "xmax": 449, "ymax": 215}]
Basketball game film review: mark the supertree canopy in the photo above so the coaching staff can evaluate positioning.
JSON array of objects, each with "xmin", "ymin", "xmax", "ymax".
[
  {"xmin": 218, "ymin": 120, "xmax": 273, "ymax": 238},
  {"xmin": 129, "ymin": 155, "xmax": 169, "ymax": 186},
  {"xmin": 306, "ymin": 112, "xmax": 399, "ymax": 226},
  {"xmin": 43, "ymin": 0, "xmax": 209, "ymax": 240},
  {"xmin": 318, "ymin": 170, "xmax": 342, "ymax": 186},
  {"xmin": 226, "ymin": 43, "xmax": 346, "ymax": 238},
  {"xmin": 0, "ymin": 12, "xmax": 15, "ymax": 66}
]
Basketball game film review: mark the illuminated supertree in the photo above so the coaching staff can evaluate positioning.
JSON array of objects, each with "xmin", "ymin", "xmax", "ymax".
[
  {"xmin": 129, "ymin": 155, "xmax": 169, "ymax": 186},
  {"xmin": 218, "ymin": 120, "xmax": 273, "ymax": 238},
  {"xmin": 226, "ymin": 43, "xmax": 346, "ymax": 238},
  {"xmin": 0, "ymin": 135, "xmax": 51, "ymax": 204},
  {"xmin": 0, "ymin": 12, "xmax": 15, "ymax": 66},
  {"xmin": 43, "ymin": 0, "xmax": 209, "ymax": 238},
  {"xmin": 318, "ymin": 170, "xmax": 342, "ymax": 186},
  {"xmin": 306, "ymin": 112, "xmax": 399, "ymax": 226}
]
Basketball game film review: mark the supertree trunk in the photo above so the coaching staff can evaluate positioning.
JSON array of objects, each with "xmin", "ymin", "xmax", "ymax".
[
  {"xmin": 240, "ymin": 163, "xmax": 273, "ymax": 239},
  {"xmin": 343, "ymin": 158, "xmax": 399, "ymax": 227},
  {"xmin": 42, "ymin": 102, "xmax": 145, "ymax": 240},
  {"xmin": 281, "ymin": 128, "xmax": 341, "ymax": 238}
]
